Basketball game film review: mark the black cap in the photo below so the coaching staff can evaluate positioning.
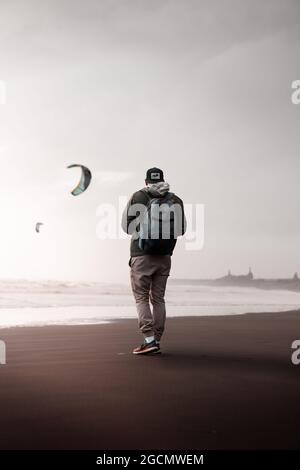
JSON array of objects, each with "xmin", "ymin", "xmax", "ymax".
[{"xmin": 145, "ymin": 167, "xmax": 164, "ymax": 183}]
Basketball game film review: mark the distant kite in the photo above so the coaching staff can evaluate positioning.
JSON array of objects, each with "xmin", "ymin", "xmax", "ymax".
[
  {"xmin": 67, "ymin": 164, "xmax": 92, "ymax": 196},
  {"xmin": 35, "ymin": 222, "xmax": 44, "ymax": 233}
]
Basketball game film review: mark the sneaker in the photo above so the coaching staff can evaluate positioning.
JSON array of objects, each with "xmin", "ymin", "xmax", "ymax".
[
  {"xmin": 151, "ymin": 343, "xmax": 161, "ymax": 354},
  {"xmin": 133, "ymin": 340, "xmax": 159, "ymax": 355}
]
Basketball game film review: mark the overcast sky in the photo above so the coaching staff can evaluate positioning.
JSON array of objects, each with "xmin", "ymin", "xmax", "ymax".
[{"xmin": 0, "ymin": 0, "xmax": 300, "ymax": 283}]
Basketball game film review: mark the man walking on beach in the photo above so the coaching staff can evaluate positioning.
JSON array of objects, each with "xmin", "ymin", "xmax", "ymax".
[{"xmin": 122, "ymin": 168, "xmax": 186, "ymax": 355}]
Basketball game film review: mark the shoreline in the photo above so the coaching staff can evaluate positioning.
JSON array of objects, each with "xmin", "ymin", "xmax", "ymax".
[{"xmin": 1, "ymin": 306, "xmax": 300, "ymax": 330}]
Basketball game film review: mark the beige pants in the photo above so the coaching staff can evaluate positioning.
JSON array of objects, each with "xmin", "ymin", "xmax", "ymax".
[{"xmin": 130, "ymin": 255, "xmax": 171, "ymax": 341}]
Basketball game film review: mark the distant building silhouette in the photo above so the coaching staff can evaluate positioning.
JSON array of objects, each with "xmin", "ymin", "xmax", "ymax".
[
  {"xmin": 218, "ymin": 268, "xmax": 254, "ymax": 284},
  {"xmin": 171, "ymin": 267, "xmax": 300, "ymax": 292}
]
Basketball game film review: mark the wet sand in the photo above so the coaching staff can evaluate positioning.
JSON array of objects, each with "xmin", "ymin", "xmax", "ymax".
[{"xmin": 0, "ymin": 311, "xmax": 300, "ymax": 449}]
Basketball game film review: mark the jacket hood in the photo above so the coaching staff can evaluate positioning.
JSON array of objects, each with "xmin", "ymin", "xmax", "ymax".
[{"xmin": 146, "ymin": 181, "xmax": 170, "ymax": 197}]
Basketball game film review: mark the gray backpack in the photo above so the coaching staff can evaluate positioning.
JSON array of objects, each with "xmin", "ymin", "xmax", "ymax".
[{"xmin": 138, "ymin": 191, "xmax": 177, "ymax": 255}]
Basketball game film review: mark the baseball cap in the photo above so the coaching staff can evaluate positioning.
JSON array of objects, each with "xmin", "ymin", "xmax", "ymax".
[{"xmin": 145, "ymin": 167, "xmax": 164, "ymax": 183}]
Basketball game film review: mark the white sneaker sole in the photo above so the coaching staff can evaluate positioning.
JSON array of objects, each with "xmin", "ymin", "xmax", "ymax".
[{"xmin": 133, "ymin": 346, "xmax": 159, "ymax": 355}]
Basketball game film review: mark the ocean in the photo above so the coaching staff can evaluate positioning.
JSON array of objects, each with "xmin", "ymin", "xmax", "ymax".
[{"xmin": 0, "ymin": 280, "xmax": 300, "ymax": 328}]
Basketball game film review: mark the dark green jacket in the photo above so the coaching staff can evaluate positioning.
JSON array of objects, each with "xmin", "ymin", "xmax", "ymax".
[{"xmin": 122, "ymin": 188, "xmax": 186, "ymax": 257}]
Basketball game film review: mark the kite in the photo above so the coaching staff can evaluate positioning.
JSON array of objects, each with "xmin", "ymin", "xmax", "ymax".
[
  {"xmin": 67, "ymin": 164, "xmax": 92, "ymax": 196},
  {"xmin": 35, "ymin": 222, "xmax": 44, "ymax": 233}
]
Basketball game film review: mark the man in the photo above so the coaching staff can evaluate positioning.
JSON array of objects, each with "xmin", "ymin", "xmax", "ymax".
[{"xmin": 122, "ymin": 167, "xmax": 186, "ymax": 355}]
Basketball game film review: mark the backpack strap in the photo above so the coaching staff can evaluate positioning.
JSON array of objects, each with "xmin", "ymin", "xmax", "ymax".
[
  {"xmin": 140, "ymin": 189, "xmax": 153, "ymax": 209},
  {"xmin": 141, "ymin": 188, "xmax": 152, "ymax": 200}
]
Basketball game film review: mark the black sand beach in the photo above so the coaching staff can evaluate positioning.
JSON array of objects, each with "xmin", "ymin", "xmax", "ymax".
[{"xmin": 0, "ymin": 312, "xmax": 300, "ymax": 450}]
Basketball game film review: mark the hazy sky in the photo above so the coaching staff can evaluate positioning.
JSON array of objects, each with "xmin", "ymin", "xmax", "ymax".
[{"xmin": 0, "ymin": 0, "xmax": 300, "ymax": 283}]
